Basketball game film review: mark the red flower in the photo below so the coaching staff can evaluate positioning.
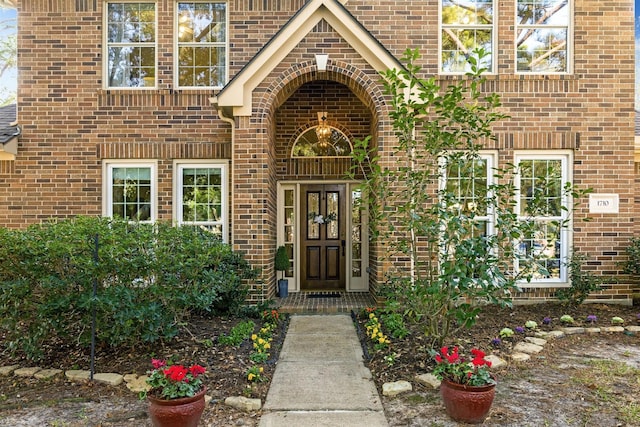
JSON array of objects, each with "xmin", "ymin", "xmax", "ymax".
[
  {"xmin": 189, "ymin": 364, "xmax": 206, "ymax": 377},
  {"xmin": 164, "ymin": 365, "xmax": 188, "ymax": 382},
  {"xmin": 151, "ymin": 359, "xmax": 166, "ymax": 369}
]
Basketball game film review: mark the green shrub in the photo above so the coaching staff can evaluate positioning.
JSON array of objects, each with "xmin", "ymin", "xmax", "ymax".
[
  {"xmin": 621, "ymin": 237, "xmax": 640, "ymax": 277},
  {"xmin": 0, "ymin": 217, "xmax": 257, "ymax": 360},
  {"xmin": 556, "ymin": 252, "xmax": 602, "ymax": 306}
]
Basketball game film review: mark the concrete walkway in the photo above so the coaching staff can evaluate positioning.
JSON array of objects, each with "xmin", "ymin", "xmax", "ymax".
[{"xmin": 259, "ymin": 314, "xmax": 388, "ymax": 427}]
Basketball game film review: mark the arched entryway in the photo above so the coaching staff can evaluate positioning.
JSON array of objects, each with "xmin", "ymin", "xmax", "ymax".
[{"xmin": 273, "ymin": 79, "xmax": 372, "ymax": 293}]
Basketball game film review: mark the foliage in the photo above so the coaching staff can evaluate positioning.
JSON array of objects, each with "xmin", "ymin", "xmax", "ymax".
[
  {"xmin": 365, "ymin": 311, "xmax": 391, "ymax": 351},
  {"xmin": 247, "ymin": 309, "xmax": 279, "ymax": 375},
  {"xmin": 499, "ymin": 328, "xmax": 514, "ymax": 338},
  {"xmin": 621, "ymin": 237, "xmax": 640, "ymax": 277},
  {"xmin": 560, "ymin": 315, "xmax": 574, "ymax": 324},
  {"xmin": 246, "ymin": 365, "xmax": 266, "ymax": 382},
  {"xmin": 432, "ymin": 346, "xmax": 495, "ymax": 387},
  {"xmin": 0, "ymin": 216, "xmax": 257, "ymax": 360},
  {"xmin": 217, "ymin": 320, "xmax": 255, "ymax": 347},
  {"xmin": 379, "ymin": 312, "xmax": 410, "ymax": 339},
  {"xmin": 274, "ymin": 246, "xmax": 289, "ymax": 280},
  {"xmin": 143, "ymin": 359, "xmax": 206, "ymax": 400},
  {"xmin": 555, "ymin": 252, "xmax": 602, "ymax": 306},
  {"xmin": 349, "ymin": 48, "xmax": 587, "ymax": 348}
]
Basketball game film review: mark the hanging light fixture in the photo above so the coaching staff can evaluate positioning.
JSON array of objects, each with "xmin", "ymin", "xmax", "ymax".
[{"xmin": 315, "ymin": 112, "xmax": 331, "ymax": 148}]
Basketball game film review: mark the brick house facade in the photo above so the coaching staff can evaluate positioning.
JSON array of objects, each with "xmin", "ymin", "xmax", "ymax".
[{"xmin": 0, "ymin": 0, "xmax": 637, "ymax": 304}]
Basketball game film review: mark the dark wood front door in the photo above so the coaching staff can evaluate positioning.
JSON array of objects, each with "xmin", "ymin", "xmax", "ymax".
[{"xmin": 300, "ymin": 184, "xmax": 346, "ymax": 290}]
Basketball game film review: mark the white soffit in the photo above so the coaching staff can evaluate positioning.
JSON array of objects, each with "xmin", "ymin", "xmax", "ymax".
[{"xmin": 213, "ymin": 0, "xmax": 402, "ymax": 116}]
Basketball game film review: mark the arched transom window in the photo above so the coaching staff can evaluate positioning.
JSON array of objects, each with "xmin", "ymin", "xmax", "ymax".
[{"xmin": 291, "ymin": 120, "xmax": 352, "ymax": 158}]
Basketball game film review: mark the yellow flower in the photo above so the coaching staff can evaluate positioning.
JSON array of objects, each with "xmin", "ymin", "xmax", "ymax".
[
  {"xmin": 378, "ymin": 337, "xmax": 385, "ymax": 344},
  {"xmin": 253, "ymin": 343, "xmax": 258, "ymax": 349},
  {"xmin": 251, "ymin": 334, "xmax": 257, "ymax": 341},
  {"xmin": 248, "ymin": 373, "xmax": 255, "ymax": 381},
  {"xmin": 369, "ymin": 313, "xmax": 375, "ymax": 319},
  {"xmin": 259, "ymin": 367, "xmax": 264, "ymax": 373},
  {"xmin": 264, "ymin": 343, "xmax": 271, "ymax": 349},
  {"xmin": 258, "ymin": 338, "xmax": 265, "ymax": 345}
]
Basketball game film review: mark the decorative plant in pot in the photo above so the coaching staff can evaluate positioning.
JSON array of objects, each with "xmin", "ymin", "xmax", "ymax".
[
  {"xmin": 142, "ymin": 359, "xmax": 207, "ymax": 427},
  {"xmin": 432, "ymin": 346, "xmax": 496, "ymax": 424},
  {"xmin": 275, "ymin": 245, "xmax": 290, "ymax": 298}
]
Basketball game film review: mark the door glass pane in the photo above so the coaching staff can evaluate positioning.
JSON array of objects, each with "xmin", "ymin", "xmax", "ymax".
[
  {"xmin": 307, "ymin": 192, "xmax": 320, "ymax": 240},
  {"xmin": 326, "ymin": 191, "xmax": 339, "ymax": 240},
  {"xmin": 351, "ymin": 189, "xmax": 362, "ymax": 277},
  {"xmin": 283, "ymin": 189, "xmax": 295, "ymax": 278}
]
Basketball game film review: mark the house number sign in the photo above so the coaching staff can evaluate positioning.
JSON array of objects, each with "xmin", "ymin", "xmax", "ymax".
[{"xmin": 588, "ymin": 194, "xmax": 619, "ymax": 214}]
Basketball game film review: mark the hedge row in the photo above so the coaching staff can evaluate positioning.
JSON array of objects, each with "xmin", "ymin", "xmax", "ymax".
[{"xmin": 0, "ymin": 217, "xmax": 257, "ymax": 360}]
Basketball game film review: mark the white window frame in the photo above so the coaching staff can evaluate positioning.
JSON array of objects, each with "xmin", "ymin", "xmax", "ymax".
[
  {"xmin": 103, "ymin": 160, "xmax": 158, "ymax": 223},
  {"xmin": 515, "ymin": 0, "xmax": 572, "ymax": 74},
  {"xmin": 439, "ymin": 0, "xmax": 496, "ymax": 74},
  {"xmin": 174, "ymin": 1, "xmax": 228, "ymax": 89},
  {"xmin": 173, "ymin": 160, "xmax": 229, "ymax": 242},
  {"xmin": 514, "ymin": 151, "xmax": 571, "ymax": 285},
  {"xmin": 440, "ymin": 151, "xmax": 497, "ymax": 239},
  {"xmin": 104, "ymin": 1, "xmax": 158, "ymax": 89}
]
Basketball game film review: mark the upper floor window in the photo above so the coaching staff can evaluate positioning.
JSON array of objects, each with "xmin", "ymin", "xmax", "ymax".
[
  {"xmin": 440, "ymin": 0, "xmax": 494, "ymax": 73},
  {"xmin": 104, "ymin": 161, "xmax": 157, "ymax": 222},
  {"xmin": 105, "ymin": 2, "xmax": 157, "ymax": 88},
  {"xmin": 516, "ymin": 0, "xmax": 570, "ymax": 73},
  {"xmin": 176, "ymin": 2, "xmax": 227, "ymax": 88}
]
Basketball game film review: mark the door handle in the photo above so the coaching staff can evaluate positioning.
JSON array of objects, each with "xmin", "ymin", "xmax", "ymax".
[{"xmin": 341, "ymin": 239, "xmax": 346, "ymax": 256}]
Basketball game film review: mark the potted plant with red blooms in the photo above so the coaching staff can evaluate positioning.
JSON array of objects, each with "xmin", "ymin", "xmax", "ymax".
[
  {"xmin": 143, "ymin": 359, "xmax": 207, "ymax": 427},
  {"xmin": 432, "ymin": 346, "xmax": 496, "ymax": 424}
]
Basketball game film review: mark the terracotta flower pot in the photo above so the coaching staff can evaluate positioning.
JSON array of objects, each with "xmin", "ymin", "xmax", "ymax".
[
  {"xmin": 440, "ymin": 379, "xmax": 495, "ymax": 424},
  {"xmin": 147, "ymin": 387, "xmax": 207, "ymax": 427}
]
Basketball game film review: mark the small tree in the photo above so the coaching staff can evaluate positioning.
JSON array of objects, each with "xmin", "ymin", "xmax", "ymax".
[
  {"xmin": 350, "ymin": 48, "xmax": 586, "ymax": 347},
  {"xmin": 274, "ymin": 246, "xmax": 289, "ymax": 281}
]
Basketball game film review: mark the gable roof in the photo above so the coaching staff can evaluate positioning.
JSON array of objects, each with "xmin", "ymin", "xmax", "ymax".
[{"xmin": 212, "ymin": 0, "xmax": 403, "ymax": 117}]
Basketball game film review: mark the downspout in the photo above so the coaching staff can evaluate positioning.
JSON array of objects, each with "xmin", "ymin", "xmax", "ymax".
[{"xmin": 211, "ymin": 98, "xmax": 235, "ymax": 245}]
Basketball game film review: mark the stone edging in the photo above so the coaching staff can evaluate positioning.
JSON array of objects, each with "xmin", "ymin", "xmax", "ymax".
[{"xmin": 0, "ymin": 366, "xmax": 262, "ymax": 412}]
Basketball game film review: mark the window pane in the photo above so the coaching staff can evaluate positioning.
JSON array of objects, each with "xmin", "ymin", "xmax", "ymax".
[
  {"xmin": 517, "ymin": 220, "xmax": 561, "ymax": 279},
  {"xmin": 292, "ymin": 127, "xmax": 352, "ymax": 158},
  {"xmin": 181, "ymin": 167, "xmax": 222, "ymax": 225},
  {"xmin": 177, "ymin": 2, "xmax": 226, "ymax": 87},
  {"xmin": 442, "ymin": 0, "xmax": 493, "ymax": 25},
  {"xmin": 519, "ymin": 159, "xmax": 562, "ymax": 216},
  {"xmin": 441, "ymin": 0, "xmax": 493, "ymax": 73},
  {"xmin": 111, "ymin": 166, "xmax": 152, "ymax": 221},
  {"xmin": 517, "ymin": 0, "xmax": 568, "ymax": 26},
  {"xmin": 516, "ymin": 28, "xmax": 567, "ymax": 72},
  {"xmin": 441, "ymin": 29, "xmax": 492, "ymax": 73},
  {"xmin": 106, "ymin": 3, "xmax": 156, "ymax": 88},
  {"xmin": 445, "ymin": 157, "xmax": 488, "ymax": 215},
  {"xmin": 516, "ymin": 0, "xmax": 569, "ymax": 73}
]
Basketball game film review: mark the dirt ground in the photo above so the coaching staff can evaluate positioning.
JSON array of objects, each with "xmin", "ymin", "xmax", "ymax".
[{"xmin": 1, "ymin": 302, "xmax": 639, "ymax": 426}]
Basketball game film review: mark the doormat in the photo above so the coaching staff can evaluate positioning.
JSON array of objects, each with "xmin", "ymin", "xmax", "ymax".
[{"xmin": 307, "ymin": 292, "xmax": 342, "ymax": 299}]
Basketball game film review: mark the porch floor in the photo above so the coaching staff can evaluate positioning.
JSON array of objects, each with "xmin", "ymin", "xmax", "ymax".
[{"xmin": 275, "ymin": 291, "xmax": 377, "ymax": 314}]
